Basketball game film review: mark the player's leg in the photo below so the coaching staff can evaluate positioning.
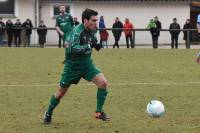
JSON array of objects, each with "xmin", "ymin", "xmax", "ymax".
[
  {"xmin": 92, "ymin": 73, "xmax": 110, "ymax": 121},
  {"xmin": 83, "ymin": 65, "xmax": 110, "ymax": 121},
  {"xmin": 44, "ymin": 85, "xmax": 70, "ymax": 124}
]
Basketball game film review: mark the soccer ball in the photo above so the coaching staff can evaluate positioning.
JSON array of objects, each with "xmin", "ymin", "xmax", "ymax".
[{"xmin": 146, "ymin": 100, "xmax": 165, "ymax": 118}]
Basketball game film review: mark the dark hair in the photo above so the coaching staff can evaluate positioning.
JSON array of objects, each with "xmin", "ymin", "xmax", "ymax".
[
  {"xmin": 59, "ymin": 5, "xmax": 66, "ymax": 8},
  {"xmin": 82, "ymin": 8, "xmax": 98, "ymax": 23}
]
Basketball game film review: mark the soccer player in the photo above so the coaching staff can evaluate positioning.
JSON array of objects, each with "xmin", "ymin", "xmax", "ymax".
[
  {"xmin": 44, "ymin": 8, "xmax": 110, "ymax": 124},
  {"xmin": 196, "ymin": 52, "xmax": 200, "ymax": 63},
  {"xmin": 56, "ymin": 5, "xmax": 74, "ymax": 48},
  {"xmin": 197, "ymin": 14, "xmax": 200, "ymax": 35}
]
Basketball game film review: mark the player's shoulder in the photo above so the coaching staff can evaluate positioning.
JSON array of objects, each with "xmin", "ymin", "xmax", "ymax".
[
  {"xmin": 73, "ymin": 24, "xmax": 84, "ymax": 35},
  {"xmin": 64, "ymin": 13, "xmax": 72, "ymax": 18}
]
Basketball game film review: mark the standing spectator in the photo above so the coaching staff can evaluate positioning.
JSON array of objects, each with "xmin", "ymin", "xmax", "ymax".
[
  {"xmin": 183, "ymin": 19, "xmax": 193, "ymax": 45},
  {"xmin": 112, "ymin": 17, "xmax": 123, "ymax": 48},
  {"xmin": 147, "ymin": 19, "xmax": 158, "ymax": 49},
  {"xmin": 13, "ymin": 19, "xmax": 22, "ymax": 47},
  {"xmin": 154, "ymin": 16, "xmax": 162, "ymax": 48},
  {"xmin": 23, "ymin": 19, "xmax": 33, "ymax": 47},
  {"xmin": 197, "ymin": 14, "xmax": 200, "ymax": 35},
  {"xmin": 73, "ymin": 17, "xmax": 80, "ymax": 26},
  {"xmin": 0, "ymin": 17, "xmax": 5, "ymax": 46},
  {"xmin": 101, "ymin": 29, "xmax": 109, "ymax": 48},
  {"xmin": 6, "ymin": 19, "xmax": 13, "ymax": 47},
  {"xmin": 169, "ymin": 18, "xmax": 181, "ymax": 49},
  {"xmin": 124, "ymin": 18, "xmax": 134, "ymax": 48},
  {"xmin": 99, "ymin": 16, "xmax": 106, "ymax": 45},
  {"xmin": 37, "ymin": 20, "xmax": 47, "ymax": 48}
]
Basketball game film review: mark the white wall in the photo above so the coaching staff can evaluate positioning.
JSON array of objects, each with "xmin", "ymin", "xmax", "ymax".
[
  {"xmin": 3, "ymin": 0, "xmax": 37, "ymax": 45},
  {"xmin": 41, "ymin": 1, "xmax": 190, "ymax": 46}
]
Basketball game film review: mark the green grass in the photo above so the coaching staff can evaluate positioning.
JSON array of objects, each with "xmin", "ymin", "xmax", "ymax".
[{"xmin": 0, "ymin": 48, "xmax": 200, "ymax": 133}]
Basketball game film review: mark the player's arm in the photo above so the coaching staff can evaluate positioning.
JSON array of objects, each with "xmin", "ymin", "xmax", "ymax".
[
  {"xmin": 69, "ymin": 15, "xmax": 74, "ymax": 27},
  {"xmin": 70, "ymin": 33, "xmax": 90, "ymax": 54},
  {"xmin": 55, "ymin": 17, "xmax": 64, "ymax": 36}
]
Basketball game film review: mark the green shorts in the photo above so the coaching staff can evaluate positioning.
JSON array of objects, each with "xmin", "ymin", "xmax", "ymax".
[
  {"xmin": 59, "ymin": 61, "xmax": 101, "ymax": 88},
  {"xmin": 64, "ymin": 32, "xmax": 72, "ymax": 44}
]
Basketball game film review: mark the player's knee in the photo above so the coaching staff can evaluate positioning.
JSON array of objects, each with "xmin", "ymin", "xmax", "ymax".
[
  {"xmin": 55, "ymin": 86, "xmax": 68, "ymax": 100},
  {"xmin": 56, "ymin": 91, "xmax": 66, "ymax": 100},
  {"xmin": 98, "ymin": 80, "xmax": 108, "ymax": 88}
]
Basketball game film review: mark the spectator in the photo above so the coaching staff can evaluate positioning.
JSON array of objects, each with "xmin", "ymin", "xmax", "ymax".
[
  {"xmin": 112, "ymin": 17, "xmax": 123, "ymax": 48},
  {"xmin": 147, "ymin": 19, "xmax": 158, "ymax": 49},
  {"xmin": 37, "ymin": 20, "xmax": 47, "ymax": 48},
  {"xmin": 13, "ymin": 19, "xmax": 22, "ymax": 47},
  {"xmin": 154, "ymin": 16, "xmax": 162, "ymax": 48},
  {"xmin": 169, "ymin": 18, "xmax": 180, "ymax": 49},
  {"xmin": 101, "ymin": 29, "xmax": 109, "ymax": 48},
  {"xmin": 23, "ymin": 19, "xmax": 33, "ymax": 47},
  {"xmin": 183, "ymin": 19, "xmax": 192, "ymax": 45},
  {"xmin": 73, "ymin": 17, "xmax": 80, "ymax": 26},
  {"xmin": 124, "ymin": 18, "xmax": 134, "ymax": 48},
  {"xmin": 99, "ymin": 16, "xmax": 106, "ymax": 45},
  {"xmin": 6, "ymin": 19, "xmax": 13, "ymax": 47},
  {"xmin": 0, "ymin": 17, "xmax": 5, "ymax": 46},
  {"xmin": 197, "ymin": 14, "xmax": 200, "ymax": 35}
]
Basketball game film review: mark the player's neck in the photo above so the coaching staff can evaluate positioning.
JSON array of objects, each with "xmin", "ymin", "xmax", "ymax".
[{"xmin": 60, "ymin": 12, "xmax": 65, "ymax": 15}]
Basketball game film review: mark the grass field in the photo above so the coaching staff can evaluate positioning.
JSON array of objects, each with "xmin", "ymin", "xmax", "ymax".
[{"xmin": 0, "ymin": 48, "xmax": 200, "ymax": 133}]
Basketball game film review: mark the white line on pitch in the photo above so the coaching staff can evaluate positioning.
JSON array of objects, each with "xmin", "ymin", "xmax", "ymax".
[{"xmin": 1, "ymin": 81, "xmax": 200, "ymax": 87}]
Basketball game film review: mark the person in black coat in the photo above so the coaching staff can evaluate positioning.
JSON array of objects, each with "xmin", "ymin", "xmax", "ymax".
[
  {"xmin": 23, "ymin": 19, "xmax": 33, "ymax": 47},
  {"xmin": 169, "ymin": 18, "xmax": 181, "ymax": 49},
  {"xmin": 154, "ymin": 16, "xmax": 162, "ymax": 48},
  {"xmin": 6, "ymin": 19, "xmax": 13, "ymax": 47},
  {"xmin": 37, "ymin": 20, "xmax": 47, "ymax": 48},
  {"xmin": 183, "ymin": 19, "xmax": 193, "ymax": 45},
  {"xmin": 13, "ymin": 19, "xmax": 22, "ymax": 47},
  {"xmin": 112, "ymin": 17, "xmax": 123, "ymax": 48},
  {"xmin": 73, "ymin": 17, "xmax": 80, "ymax": 26},
  {"xmin": 0, "ymin": 17, "xmax": 5, "ymax": 46}
]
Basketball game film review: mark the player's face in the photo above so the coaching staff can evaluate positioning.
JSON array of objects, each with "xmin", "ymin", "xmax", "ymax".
[
  {"xmin": 59, "ymin": 6, "xmax": 66, "ymax": 13},
  {"xmin": 85, "ymin": 16, "xmax": 98, "ymax": 31}
]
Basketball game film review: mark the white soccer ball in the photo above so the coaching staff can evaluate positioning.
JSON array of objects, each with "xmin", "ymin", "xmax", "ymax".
[{"xmin": 146, "ymin": 100, "xmax": 165, "ymax": 117}]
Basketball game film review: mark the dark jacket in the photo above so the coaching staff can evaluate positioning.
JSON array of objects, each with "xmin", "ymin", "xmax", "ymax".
[
  {"xmin": 112, "ymin": 21, "xmax": 123, "ymax": 38},
  {"xmin": 169, "ymin": 22, "xmax": 180, "ymax": 36},
  {"xmin": 155, "ymin": 20, "xmax": 162, "ymax": 36},
  {"xmin": 0, "ymin": 22, "xmax": 5, "ymax": 35},
  {"xmin": 183, "ymin": 23, "xmax": 193, "ymax": 41},
  {"xmin": 13, "ymin": 22, "xmax": 22, "ymax": 36},
  {"xmin": 23, "ymin": 21, "xmax": 33, "ymax": 35},
  {"xmin": 37, "ymin": 25, "xmax": 47, "ymax": 44},
  {"xmin": 6, "ymin": 21, "xmax": 13, "ymax": 36},
  {"xmin": 74, "ymin": 21, "xmax": 80, "ymax": 26}
]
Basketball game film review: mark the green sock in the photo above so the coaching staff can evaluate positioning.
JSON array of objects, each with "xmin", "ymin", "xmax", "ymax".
[
  {"xmin": 47, "ymin": 95, "xmax": 60, "ymax": 115},
  {"xmin": 96, "ymin": 88, "xmax": 108, "ymax": 112}
]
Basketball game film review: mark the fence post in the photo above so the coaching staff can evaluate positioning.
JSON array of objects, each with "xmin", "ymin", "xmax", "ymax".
[
  {"xmin": 186, "ymin": 30, "xmax": 190, "ymax": 49},
  {"xmin": 132, "ymin": 30, "xmax": 135, "ymax": 48}
]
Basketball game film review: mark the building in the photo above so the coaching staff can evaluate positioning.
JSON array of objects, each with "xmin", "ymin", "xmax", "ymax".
[{"xmin": 0, "ymin": 0, "xmax": 200, "ymax": 46}]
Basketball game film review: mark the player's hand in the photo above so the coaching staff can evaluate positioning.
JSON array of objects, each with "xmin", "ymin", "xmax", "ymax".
[
  {"xmin": 90, "ymin": 40, "xmax": 103, "ymax": 51},
  {"xmin": 60, "ymin": 31, "xmax": 64, "ymax": 37}
]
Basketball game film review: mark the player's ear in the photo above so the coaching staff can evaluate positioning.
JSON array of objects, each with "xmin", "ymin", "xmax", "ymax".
[{"xmin": 84, "ymin": 19, "xmax": 88, "ymax": 24}]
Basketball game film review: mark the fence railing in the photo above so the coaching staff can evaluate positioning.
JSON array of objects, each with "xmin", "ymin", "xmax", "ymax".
[{"xmin": 0, "ymin": 27, "xmax": 199, "ymax": 49}]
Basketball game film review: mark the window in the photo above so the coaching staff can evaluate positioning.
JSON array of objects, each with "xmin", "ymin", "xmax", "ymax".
[
  {"xmin": 0, "ymin": 0, "xmax": 15, "ymax": 15},
  {"xmin": 53, "ymin": 5, "xmax": 70, "ymax": 16}
]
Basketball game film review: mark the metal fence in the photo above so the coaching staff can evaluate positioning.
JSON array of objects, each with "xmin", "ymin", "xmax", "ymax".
[{"xmin": 0, "ymin": 27, "xmax": 199, "ymax": 49}]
